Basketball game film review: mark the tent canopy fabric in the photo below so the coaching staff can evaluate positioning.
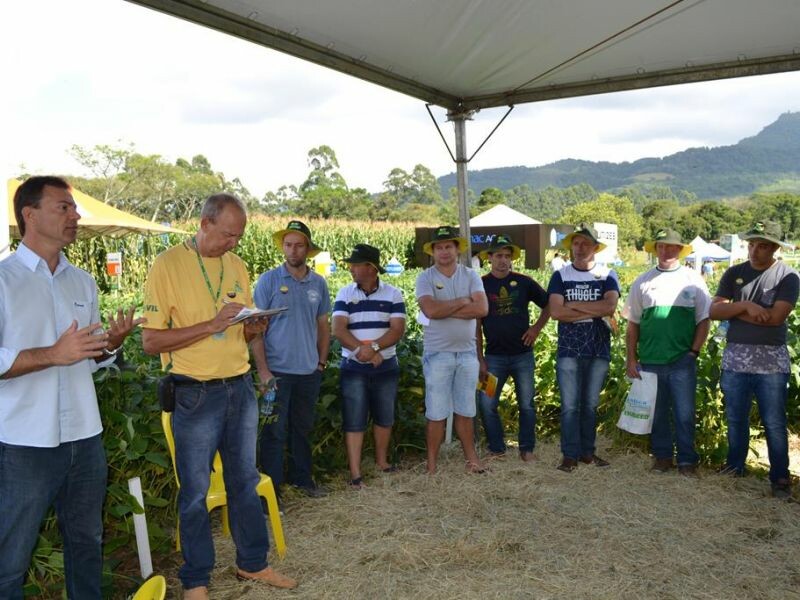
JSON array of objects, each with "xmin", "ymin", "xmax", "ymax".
[
  {"xmin": 126, "ymin": 0, "xmax": 800, "ymax": 111},
  {"xmin": 687, "ymin": 235, "xmax": 730, "ymax": 260},
  {"xmin": 470, "ymin": 205, "xmax": 540, "ymax": 227},
  {"xmin": 6, "ymin": 180, "xmax": 186, "ymax": 239}
]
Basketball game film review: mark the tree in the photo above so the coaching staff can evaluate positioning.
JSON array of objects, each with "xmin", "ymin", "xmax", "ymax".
[
  {"xmin": 292, "ymin": 145, "xmax": 371, "ymax": 219},
  {"xmin": 561, "ymin": 194, "xmax": 642, "ymax": 248},
  {"xmin": 474, "ymin": 188, "xmax": 506, "ymax": 216}
]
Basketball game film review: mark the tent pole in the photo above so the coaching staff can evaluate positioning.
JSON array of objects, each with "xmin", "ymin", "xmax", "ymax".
[{"xmin": 449, "ymin": 110, "xmax": 474, "ymax": 265}]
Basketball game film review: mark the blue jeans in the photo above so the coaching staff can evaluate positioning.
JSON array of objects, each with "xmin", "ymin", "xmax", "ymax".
[
  {"xmin": 340, "ymin": 363, "xmax": 399, "ymax": 431},
  {"xmin": 642, "ymin": 352, "xmax": 699, "ymax": 466},
  {"xmin": 478, "ymin": 352, "xmax": 536, "ymax": 454},
  {"xmin": 721, "ymin": 370, "xmax": 790, "ymax": 483},
  {"xmin": 259, "ymin": 370, "xmax": 322, "ymax": 490},
  {"xmin": 0, "ymin": 434, "xmax": 106, "ymax": 600},
  {"xmin": 172, "ymin": 374, "xmax": 268, "ymax": 589},
  {"xmin": 556, "ymin": 357, "xmax": 609, "ymax": 459}
]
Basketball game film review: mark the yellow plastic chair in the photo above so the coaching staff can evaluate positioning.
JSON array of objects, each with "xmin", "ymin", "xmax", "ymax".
[
  {"xmin": 132, "ymin": 575, "xmax": 166, "ymax": 600},
  {"xmin": 161, "ymin": 412, "xmax": 287, "ymax": 558}
]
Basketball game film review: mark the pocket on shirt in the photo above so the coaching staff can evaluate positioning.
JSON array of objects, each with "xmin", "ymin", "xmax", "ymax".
[{"xmin": 71, "ymin": 300, "xmax": 93, "ymax": 329}]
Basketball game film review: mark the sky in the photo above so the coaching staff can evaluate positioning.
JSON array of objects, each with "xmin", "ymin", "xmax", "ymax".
[{"xmin": 3, "ymin": 0, "xmax": 800, "ymax": 198}]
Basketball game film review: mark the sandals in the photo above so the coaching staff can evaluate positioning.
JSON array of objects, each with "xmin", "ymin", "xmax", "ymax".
[
  {"xmin": 465, "ymin": 461, "xmax": 488, "ymax": 474},
  {"xmin": 380, "ymin": 464, "xmax": 399, "ymax": 473},
  {"xmin": 348, "ymin": 476, "xmax": 366, "ymax": 489}
]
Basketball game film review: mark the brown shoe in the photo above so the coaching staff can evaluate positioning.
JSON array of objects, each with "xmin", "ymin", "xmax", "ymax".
[
  {"xmin": 183, "ymin": 587, "xmax": 209, "ymax": 600},
  {"xmin": 236, "ymin": 566, "xmax": 298, "ymax": 589},
  {"xmin": 520, "ymin": 450, "xmax": 537, "ymax": 462},
  {"xmin": 651, "ymin": 458, "xmax": 674, "ymax": 473},
  {"xmin": 580, "ymin": 454, "xmax": 610, "ymax": 467},
  {"xmin": 678, "ymin": 464, "xmax": 698, "ymax": 477},
  {"xmin": 557, "ymin": 457, "xmax": 578, "ymax": 472}
]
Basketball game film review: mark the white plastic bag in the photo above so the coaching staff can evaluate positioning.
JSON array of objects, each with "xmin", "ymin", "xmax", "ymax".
[{"xmin": 617, "ymin": 371, "xmax": 658, "ymax": 435}]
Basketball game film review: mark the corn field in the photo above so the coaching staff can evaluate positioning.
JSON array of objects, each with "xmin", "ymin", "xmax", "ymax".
[{"xmin": 24, "ymin": 219, "xmax": 800, "ymax": 597}]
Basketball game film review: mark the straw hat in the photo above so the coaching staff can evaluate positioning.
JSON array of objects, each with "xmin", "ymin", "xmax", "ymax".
[{"xmin": 643, "ymin": 229, "xmax": 693, "ymax": 259}]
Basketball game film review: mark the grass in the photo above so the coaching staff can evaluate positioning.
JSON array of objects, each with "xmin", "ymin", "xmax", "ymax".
[{"xmin": 157, "ymin": 436, "xmax": 800, "ymax": 600}]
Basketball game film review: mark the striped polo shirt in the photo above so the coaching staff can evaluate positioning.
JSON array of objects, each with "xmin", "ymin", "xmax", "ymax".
[{"xmin": 333, "ymin": 280, "xmax": 406, "ymax": 370}]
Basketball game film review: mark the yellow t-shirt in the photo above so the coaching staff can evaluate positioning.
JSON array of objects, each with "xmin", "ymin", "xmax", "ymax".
[{"xmin": 143, "ymin": 241, "xmax": 253, "ymax": 380}]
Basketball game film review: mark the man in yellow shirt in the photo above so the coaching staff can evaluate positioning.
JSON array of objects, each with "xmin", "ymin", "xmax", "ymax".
[{"xmin": 142, "ymin": 194, "xmax": 296, "ymax": 599}]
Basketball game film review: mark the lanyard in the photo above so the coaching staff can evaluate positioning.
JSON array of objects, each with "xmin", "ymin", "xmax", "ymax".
[{"xmin": 190, "ymin": 236, "xmax": 224, "ymax": 307}]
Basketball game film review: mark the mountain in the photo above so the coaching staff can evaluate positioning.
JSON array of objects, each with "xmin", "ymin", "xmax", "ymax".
[{"xmin": 437, "ymin": 112, "xmax": 800, "ymax": 199}]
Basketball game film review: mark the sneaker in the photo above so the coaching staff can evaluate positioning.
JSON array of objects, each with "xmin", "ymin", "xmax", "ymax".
[
  {"xmin": 293, "ymin": 483, "xmax": 328, "ymax": 498},
  {"xmin": 557, "ymin": 457, "xmax": 578, "ymax": 472},
  {"xmin": 678, "ymin": 464, "xmax": 698, "ymax": 478},
  {"xmin": 771, "ymin": 479, "xmax": 791, "ymax": 499},
  {"xmin": 579, "ymin": 454, "xmax": 610, "ymax": 467},
  {"xmin": 651, "ymin": 458, "xmax": 674, "ymax": 473},
  {"xmin": 236, "ymin": 566, "xmax": 298, "ymax": 589},
  {"xmin": 718, "ymin": 464, "xmax": 744, "ymax": 477}
]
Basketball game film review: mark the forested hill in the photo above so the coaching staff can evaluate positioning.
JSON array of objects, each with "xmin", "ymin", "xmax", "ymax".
[{"xmin": 438, "ymin": 112, "xmax": 800, "ymax": 199}]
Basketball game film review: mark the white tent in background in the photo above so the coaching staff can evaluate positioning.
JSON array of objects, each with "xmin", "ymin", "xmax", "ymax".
[
  {"xmin": 469, "ymin": 205, "xmax": 540, "ymax": 227},
  {"xmin": 687, "ymin": 236, "xmax": 730, "ymax": 261}
]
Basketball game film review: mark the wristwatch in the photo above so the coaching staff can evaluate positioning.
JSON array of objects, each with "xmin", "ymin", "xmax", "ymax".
[{"xmin": 370, "ymin": 341, "xmax": 380, "ymax": 352}]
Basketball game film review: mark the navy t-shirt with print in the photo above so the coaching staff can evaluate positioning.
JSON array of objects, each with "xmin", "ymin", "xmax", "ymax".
[
  {"xmin": 481, "ymin": 271, "xmax": 548, "ymax": 356},
  {"xmin": 547, "ymin": 263, "xmax": 619, "ymax": 359}
]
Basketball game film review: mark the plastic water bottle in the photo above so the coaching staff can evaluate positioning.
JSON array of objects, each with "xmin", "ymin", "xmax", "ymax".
[
  {"xmin": 260, "ymin": 388, "xmax": 277, "ymax": 417},
  {"xmin": 713, "ymin": 320, "xmax": 729, "ymax": 343}
]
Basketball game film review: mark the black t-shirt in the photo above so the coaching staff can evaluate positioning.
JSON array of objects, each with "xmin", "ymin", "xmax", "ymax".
[
  {"xmin": 481, "ymin": 271, "xmax": 548, "ymax": 355},
  {"xmin": 715, "ymin": 260, "xmax": 799, "ymax": 346}
]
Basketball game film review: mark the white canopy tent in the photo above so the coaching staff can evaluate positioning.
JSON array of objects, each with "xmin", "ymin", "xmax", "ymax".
[
  {"xmin": 5, "ymin": 1, "xmax": 800, "ymax": 259},
  {"xmin": 469, "ymin": 205, "xmax": 540, "ymax": 227},
  {"xmin": 119, "ymin": 0, "xmax": 800, "ymax": 259},
  {"xmin": 687, "ymin": 235, "xmax": 731, "ymax": 261}
]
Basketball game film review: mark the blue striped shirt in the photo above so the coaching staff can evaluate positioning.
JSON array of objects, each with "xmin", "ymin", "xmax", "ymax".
[{"xmin": 332, "ymin": 280, "xmax": 406, "ymax": 365}]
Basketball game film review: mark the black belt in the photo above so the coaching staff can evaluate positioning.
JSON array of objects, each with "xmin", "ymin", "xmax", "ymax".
[{"xmin": 171, "ymin": 373, "xmax": 250, "ymax": 387}]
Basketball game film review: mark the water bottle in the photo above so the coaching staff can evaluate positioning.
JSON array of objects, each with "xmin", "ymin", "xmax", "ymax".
[
  {"xmin": 260, "ymin": 377, "xmax": 278, "ymax": 417},
  {"xmin": 260, "ymin": 388, "xmax": 276, "ymax": 417}
]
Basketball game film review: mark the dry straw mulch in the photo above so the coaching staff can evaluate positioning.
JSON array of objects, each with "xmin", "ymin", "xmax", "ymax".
[{"xmin": 172, "ymin": 439, "xmax": 800, "ymax": 600}]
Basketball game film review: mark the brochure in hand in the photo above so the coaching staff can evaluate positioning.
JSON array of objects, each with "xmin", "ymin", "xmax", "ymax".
[
  {"xmin": 230, "ymin": 305, "xmax": 288, "ymax": 324},
  {"xmin": 476, "ymin": 373, "xmax": 498, "ymax": 398}
]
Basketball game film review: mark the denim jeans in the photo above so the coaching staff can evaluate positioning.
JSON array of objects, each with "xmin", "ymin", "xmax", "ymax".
[
  {"xmin": 720, "ymin": 369, "xmax": 790, "ymax": 483},
  {"xmin": 0, "ymin": 434, "xmax": 106, "ymax": 600},
  {"xmin": 556, "ymin": 357, "xmax": 609, "ymax": 459},
  {"xmin": 172, "ymin": 374, "xmax": 268, "ymax": 589},
  {"xmin": 642, "ymin": 352, "xmax": 699, "ymax": 466},
  {"xmin": 422, "ymin": 351, "xmax": 480, "ymax": 420},
  {"xmin": 259, "ymin": 370, "xmax": 322, "ymax": 490},
  {"xmin": 340, "ymin": 364, "xmax": 399, "ymax": 432},
  {"xmin": 478, "ymin": 352, "xmax": 536, "ymax": 454}
]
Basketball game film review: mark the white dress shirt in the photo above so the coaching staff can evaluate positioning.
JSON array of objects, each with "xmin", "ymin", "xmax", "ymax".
[{"xmin": 0, "ymin": 243, "xmax": 111, "ymax": 447}]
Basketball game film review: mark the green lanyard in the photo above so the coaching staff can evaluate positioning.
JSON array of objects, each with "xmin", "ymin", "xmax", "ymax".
[{"xmin": 190, "ymin": 236, "xmax": 224, "ymax": 308}]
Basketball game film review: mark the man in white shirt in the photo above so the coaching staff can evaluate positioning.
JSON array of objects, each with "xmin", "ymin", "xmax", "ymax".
[{"xmin": 0, "ymin": 176, "xmax": 142, "ymax": 599}]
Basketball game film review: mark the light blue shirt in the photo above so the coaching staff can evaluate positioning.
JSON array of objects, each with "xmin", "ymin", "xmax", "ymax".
[
  {"xmin": 254, "ymin": 263, "xmax": 330, "ymax": 374},
  {"xmin": 0, "ymin": 243, "xmax": 111, "ymax": 447}
]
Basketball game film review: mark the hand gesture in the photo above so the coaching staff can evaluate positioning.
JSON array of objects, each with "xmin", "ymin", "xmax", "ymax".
[
  {"xmin": 244, "ymin": 315, "xmax": 270, "ymax": 337},
  {"xmin": 51, "ymin": 321, "xmax": 108, "ymax": 365},
  {"xmin": 210, "ymin": 302, "xmax": 244, "ymax": 333},
  {"xmin": 369, "ymin": 352, "xmax": 384, "ymax": 368},
  {"xmin": 744, "ymin": 301, "xmax": 770, "ymax": 322},
  {"xmin": 521, "ymin": 325, "xmax": 540, "ymax": 347},
  {"xmin": 106, "ymin": 306, "xmax": 147, "ymax": 349},
  {"xmin": 625, "ymin": 360, "xmax": 641, "ymax": 380}
]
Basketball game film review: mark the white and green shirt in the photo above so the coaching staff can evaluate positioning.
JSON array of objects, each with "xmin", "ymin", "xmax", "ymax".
[{"xmin": 622, "ymin": 266, "xmax": 711, "ymax": 364}]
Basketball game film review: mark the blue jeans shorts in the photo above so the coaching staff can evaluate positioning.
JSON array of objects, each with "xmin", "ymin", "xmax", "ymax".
[
  {"xmin": 423, "ymin": 350, "xmax": 479, "ymax": 421},
  {"xmin": 340, "ymin": 364, "xmax": 399, "ymax": 432}
]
